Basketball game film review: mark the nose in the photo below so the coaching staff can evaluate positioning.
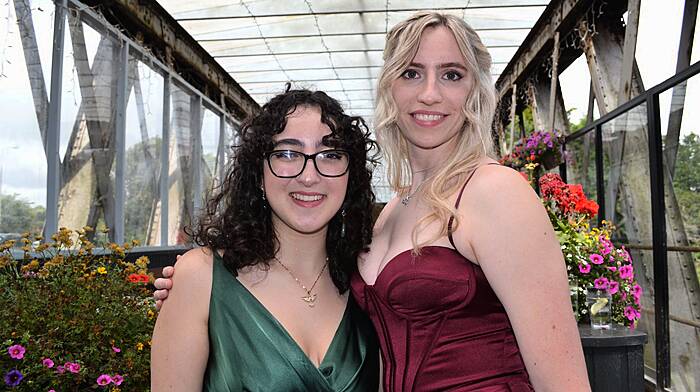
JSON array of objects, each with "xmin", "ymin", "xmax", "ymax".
[
  {"xmin": 297, "ymin": 157, "xmax": 321, "ymax": 186},
  {"xmin": 416, "ymin": 72, "xmax": 443, "ymax": 105}
]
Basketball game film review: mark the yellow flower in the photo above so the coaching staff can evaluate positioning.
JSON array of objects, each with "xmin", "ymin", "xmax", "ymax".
[
  {"xmin": 136, "ymin": 342, "xmax": 144, "ymax": 351},
  {"xmin": 135, "ymin": 256, "xmax": 149, "ymax": 269},
  {"xmin": 97, "ymin": 266, "xmax": 107, "ymax": 275},
  {"xmin": 147, "ymin": 309, "xmax": 155, "ymax": 319}
]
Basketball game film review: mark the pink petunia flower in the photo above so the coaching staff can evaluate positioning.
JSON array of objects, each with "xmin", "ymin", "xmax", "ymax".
[
  {"xmin": 8, "ymin": 345, "xmax": 25, "ymax": 360},
  {"xmin": 42, "ymin": 358, "xmax": 54, "ymax": 368},
  {"xmin": 607, "ymin": 281, "xmax": 620, "ymax": 295},
  {"xmin": 56, "ymin": 365, "xmax": 65, "ymax": 374},
  {"xmin": 65, "ymin": 362, "xmax": 80, "ymax": 374},
  {"xmin": 632, "ymin": 284, "xmax": 643, "ymax": 299},
  {"xmin": 624, "ymin": 306, "xmax": 641, "ymax": 321},
  {"xmin": 619, "ymin": 265, "xmax": 634, "ymax": 280},
  {"xmin": 111, "ymin": 374, "xmax": 124, "ymax": 386},
  {"xmin": 607, "ymin": 266, "xmax": 617, "ymax": 272},
  {"xmin": 594, "ymin": 277, "xmax": 609, "ymax": 289},
  {"xmin": 49, "ymin": 390, "xmax": 56, "ymax": 392},
  {"xmin": 96, "ymin": 374, "xmax": 112, "ymax": 386},
  {"xmin": 578, "ymin": 263, "xmax": 591, "ymax": 274},
  {"xmin": 589, "ymin": 254, "xmax": 604, "ymax": 265},
  {"xmin": 112, "ymin": 346, "xmax": 121, "ymax": 353}
]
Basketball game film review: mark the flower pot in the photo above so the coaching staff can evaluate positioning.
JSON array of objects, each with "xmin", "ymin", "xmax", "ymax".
[{"xmin": 540, "ymin": 149, "xmax": 561, "ymax": 170}]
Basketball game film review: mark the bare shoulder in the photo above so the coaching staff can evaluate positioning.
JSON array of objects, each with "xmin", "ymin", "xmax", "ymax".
[
  {"xmin": 163, "ymin": 247, "xmax": 214, "ymax": 308},
  {"xmin": 464, "ymin": 164, "xmax": 540, "ymax": 213}
]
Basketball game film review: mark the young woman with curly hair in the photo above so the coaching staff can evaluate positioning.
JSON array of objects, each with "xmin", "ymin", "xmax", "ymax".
[{"xmin": 151, "ymin": 88, "xmax": 379, "ymax": 391}]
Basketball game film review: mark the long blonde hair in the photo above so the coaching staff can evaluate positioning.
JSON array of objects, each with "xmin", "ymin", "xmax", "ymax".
[{"xmin": 374, "ymin": 12, "xmax": 497, "ymax": 250}]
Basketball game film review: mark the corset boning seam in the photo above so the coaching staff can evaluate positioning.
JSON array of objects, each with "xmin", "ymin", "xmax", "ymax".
[
  {"xmin": 368, "ymin": 288, "xmax": 396, "ymax": 391},
  {"xmin": 408, "ymin": 315, "xmax": 448, "ymax": 392}
]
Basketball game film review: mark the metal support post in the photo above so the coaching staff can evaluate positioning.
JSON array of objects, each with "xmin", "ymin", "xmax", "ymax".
[
  {"xmin": 594, "ymin": 124, "xmax": 605, "ymax": 227},
  {"xmin": 191, "ymin": 95, "xmax": 203, "ymax": 215},
  {"xmin": 548, "ymin": 31, "xmax": 560, "ymax": 131},
  {"xmin": 160, "ymin": 75, "xmax": 171, "ymax": 246},
  {"xmin": 646, "ymin": 93, "xmax": 670, "ymax": 390},
  {"xmin": 44, "ymin": 0, "xmax": 67, "ymax": 241},
  {"xmin": 113, "ymin": 40, "xmax": 130, "ymax": 243}
]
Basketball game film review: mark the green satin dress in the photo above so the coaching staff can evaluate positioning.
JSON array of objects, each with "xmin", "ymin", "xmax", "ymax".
[{"xmin": 203, "ymin": 255, "xmax": 379, "ymax": 391}]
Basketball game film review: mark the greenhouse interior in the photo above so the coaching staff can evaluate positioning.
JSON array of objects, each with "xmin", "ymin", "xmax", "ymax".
[{"xmin": 0, "ymin": 0, "xmax": 699, "ymax": 390}]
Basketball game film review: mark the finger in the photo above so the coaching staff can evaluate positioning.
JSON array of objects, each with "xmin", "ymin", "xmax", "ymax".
[
  {"xmin": 154, "ymin": 278, "xmax": 173, "ymax": 290},
  {"xmin": 162, "ymin": 266, "xmax": 175, "ymax": 278},
  {"xmin": 156, "ymin": 299, "xmax": 163, "ymax": 311}
]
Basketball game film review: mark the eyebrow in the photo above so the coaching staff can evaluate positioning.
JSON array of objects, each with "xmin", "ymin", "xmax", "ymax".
[
  {"xmin": 408, "ymin": 62, "xmax": 469, "ymax": 72},
  {"xmin": 273, "ymin": 138, "xmax": 327, "ymax": 148}
]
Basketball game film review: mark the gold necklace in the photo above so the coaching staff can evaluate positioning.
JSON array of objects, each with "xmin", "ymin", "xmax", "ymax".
[{"xmin": 275, "ymin": 257, "xmax": 328, "ymax": 307}]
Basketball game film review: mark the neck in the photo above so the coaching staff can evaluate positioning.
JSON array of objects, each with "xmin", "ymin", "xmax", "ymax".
[
  {"xmin": 406, "ymin": 137, "xmax": 458, "ymax": 186},
  {"xmin": 272, "ymin": 220, "xmax": 328, "ymax": 274}
]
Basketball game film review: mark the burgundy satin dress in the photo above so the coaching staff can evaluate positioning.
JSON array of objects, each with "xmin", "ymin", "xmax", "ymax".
[{"xmin": 350, "ymin": 166, "xmax": 534, "ymax": 391}]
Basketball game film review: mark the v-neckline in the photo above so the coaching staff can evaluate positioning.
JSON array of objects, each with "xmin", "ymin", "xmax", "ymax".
[{"xmin": 231, "ymin": 276, "xmax": 349, "ymax": 371}]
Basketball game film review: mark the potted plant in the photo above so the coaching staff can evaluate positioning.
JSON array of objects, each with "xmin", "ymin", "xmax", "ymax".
[{"xmin": 0, "ymin": 227, "xmax": 155, "ymax": 391}]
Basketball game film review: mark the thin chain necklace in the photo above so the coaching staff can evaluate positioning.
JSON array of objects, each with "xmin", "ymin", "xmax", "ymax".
[
  {"xmin": 275, "ymin": 256, "xmax": 328, "ymax": 307},
  {"xmin": 401, "ymin": 166, "xmax": 436, "ymax": 206}
]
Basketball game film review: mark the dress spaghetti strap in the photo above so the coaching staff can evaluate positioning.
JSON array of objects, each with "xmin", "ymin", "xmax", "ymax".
[{"xmin": 447, "ymin": 163, "xmax": 501, "ymax": 249}]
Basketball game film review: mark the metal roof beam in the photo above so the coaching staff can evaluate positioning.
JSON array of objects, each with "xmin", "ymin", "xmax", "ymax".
[
  {"xmin": 79, "ymin": 0, "xmax": 259, "ymax": 119},
  {"xmin": 175, "ymin": 4, "xmax": 550, "ymax": 21}
]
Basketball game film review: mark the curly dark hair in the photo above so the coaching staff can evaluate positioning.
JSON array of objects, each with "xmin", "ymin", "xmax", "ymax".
[{"xmin": 190, "ymin": 87, "xmax": 378, "ymax": 293}]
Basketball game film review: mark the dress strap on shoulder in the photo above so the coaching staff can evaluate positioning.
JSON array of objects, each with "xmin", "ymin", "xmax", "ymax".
[{"xmin": 447, "ymin": 163, "xmax": 501, "ymax": 249}]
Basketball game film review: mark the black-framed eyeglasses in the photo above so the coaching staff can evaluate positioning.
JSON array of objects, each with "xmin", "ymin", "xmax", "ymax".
[{"xmin": 265, "ymin": 149, "xmax": 350, "ymax": 178}]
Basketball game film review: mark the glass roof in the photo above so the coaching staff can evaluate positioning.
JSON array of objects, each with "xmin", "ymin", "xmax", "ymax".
[{"xmin": 157, "ymin": 0, "xmax": 550, "ymax": 122}]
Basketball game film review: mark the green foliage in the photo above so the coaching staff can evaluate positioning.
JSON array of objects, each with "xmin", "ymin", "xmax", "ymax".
[
  {"xmin": 670, "ymin": 133, "xmax": 700, "ymax": 282},
  {"xmin": 124, "ymin": 138, "xmax": 161, "ymax": 245},
  {"xmin": 0, "ymin": 194, "xmax": 45, "ymax": 234},
  {"xmin": 0, "ymin": 228, "xmax": 155, "ymax": 391}
]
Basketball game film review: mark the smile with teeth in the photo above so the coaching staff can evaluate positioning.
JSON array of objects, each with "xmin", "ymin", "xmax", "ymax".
[
  {"xmin": 290, "ymin": 193, "xmax": 324, "ymax": 202},
  {"xmin": 412, "ymin": 113, "xmax": 445, "ymax": 121}
]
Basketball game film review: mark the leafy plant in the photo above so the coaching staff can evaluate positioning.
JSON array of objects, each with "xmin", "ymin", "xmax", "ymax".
[{"xmin": 0, "ymin": 227, "xmax": 155, "ymax": 391}]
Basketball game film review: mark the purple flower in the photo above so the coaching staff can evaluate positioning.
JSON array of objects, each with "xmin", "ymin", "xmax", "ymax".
[
  {"xmin": 96, "ymin": 374, "xmax": 112, "ymax": 386},
  {"xmin": 608, "ymin": 281, "xmax": 620, "ymax": 295},
  {"xmin": 56, "ymin": 365, "xmax": 65, "ymax": 374},
  {"xmin": 4, "ymin": 369, "xmax": 23, "ymax": 387},
  {"xmin": 619, "ymin": 265, "xmax": 634, "ymax": 280},
  {"xmin": 8, "ymin": 345, "xmax": 25, "ymax": 360},
  {"xmin": 112, "ymin": 374, "xmax": 124, "ymax": 386},
  {"xmin": 589, "ymin": 254, "xmax": 604, "ymax": 265},
  {"xmin": 578, "ymin": 263, "xmax": 591, "ymax": 274},
  {"xmin": 594, "ymin": 277, "xmax": 609, "ymax": 289},
  {"xmin": 42, "ymin": 358, "xmax": 54, "ymax": 368}
]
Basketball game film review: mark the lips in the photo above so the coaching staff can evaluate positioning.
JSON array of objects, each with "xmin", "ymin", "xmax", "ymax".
[
  {"xmin": 289, "ymin": 192, "xmax": 326, "ymax": 208},
  {"xmin": 410, "ymin": 111, "xmax": 447, "ymax": 127}
]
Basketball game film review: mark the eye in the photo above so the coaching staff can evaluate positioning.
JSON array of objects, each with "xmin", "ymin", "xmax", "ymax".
[
  {"xmin": 319, "ymin": 150, "xmax": 348, "ymax": 160},
  {"xmin": 400, "ymin": 69, "xmax": 420, "ymax": 80},
  {"xmin": 443, "ymin": 70, "xmax": 463, "ymax": 81},
  {"xmin": 270, "ymin": 150, "xmax": 301, "ymax": 161}
]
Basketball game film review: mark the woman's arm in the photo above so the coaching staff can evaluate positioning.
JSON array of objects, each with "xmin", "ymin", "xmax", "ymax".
[
  {"xmin": 151, "ymin": 248, "xmax": 213, "ymax": 392},
  {"xmin": 458, "ymin": 166, "xmax": 590, "ymax": 392}
]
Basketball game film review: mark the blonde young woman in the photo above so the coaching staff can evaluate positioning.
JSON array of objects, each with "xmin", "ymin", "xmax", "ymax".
[{"xmin": 156, "ymin": 12, "xmax": 591, "ymax": 392}]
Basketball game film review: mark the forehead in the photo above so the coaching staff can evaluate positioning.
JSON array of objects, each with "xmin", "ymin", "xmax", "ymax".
[
  {"xmin": 413, "ymin": 26, "xmax": 465, "ymax": 64},
  {"xmin": 273, "ymin": 105, "xmax": 333, "ymax": 146}
]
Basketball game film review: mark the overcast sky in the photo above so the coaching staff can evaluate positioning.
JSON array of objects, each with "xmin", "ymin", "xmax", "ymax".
[{"xmin": 0, "ymin": 0, "xmax": 698, "ymax": 207}]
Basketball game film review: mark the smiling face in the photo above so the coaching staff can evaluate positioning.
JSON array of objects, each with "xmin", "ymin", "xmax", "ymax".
[
  {"xmin": 263, "ymin": 105, "xmax": 349, "ymax": 237},
  {"xmin": 391, "ymin": 25, "xmax": 473, "ymax": 154}
]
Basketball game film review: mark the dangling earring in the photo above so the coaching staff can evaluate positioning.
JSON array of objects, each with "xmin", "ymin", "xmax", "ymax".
[
  {"xmin": 261, "ymin": 187, "xmax": 267, "ymax": 207},
  {"xmin": 340, "ymin": 209, "xmax": 346, "ymax": 238}
]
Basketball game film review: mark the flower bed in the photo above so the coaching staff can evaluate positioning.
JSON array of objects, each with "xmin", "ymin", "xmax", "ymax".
[{"xmin": 0, "ymin": 227, "xmax": 155, "ymax": 391}]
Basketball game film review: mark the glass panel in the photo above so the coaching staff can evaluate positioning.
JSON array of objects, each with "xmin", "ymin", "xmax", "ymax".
[
  {"xmin": 200, "ymin": 108, "xmax": 221, "ymax": 197},
  {"xmin": 124, "ymin": 56, "xmax": 164, "ymax": 246},
  {"xmin": 600, "ymin": 102, "xmax": 655, "ymax": 380},
  {"xmin": 563, "ymin": 132, "xmax": 597, "ymax": 202},
  {"xmin": 0, "ymin": 2, "xmax": 53, "ymax": 239},
  {"xmin": 167, "ymin": 83, "xmax": 195, "ymax": 245},
  {"xmin": 660, "ymin": 71, "xmax": 700, "ymax": 390},
  {"xmin": 57, "ymin": 17, "xmax": 119, "ymax": 240}
]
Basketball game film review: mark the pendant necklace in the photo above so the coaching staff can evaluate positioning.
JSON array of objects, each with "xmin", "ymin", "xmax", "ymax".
[{"xmin": 275, "ymin": 256, "xmax": 328, "ymax": 307}]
